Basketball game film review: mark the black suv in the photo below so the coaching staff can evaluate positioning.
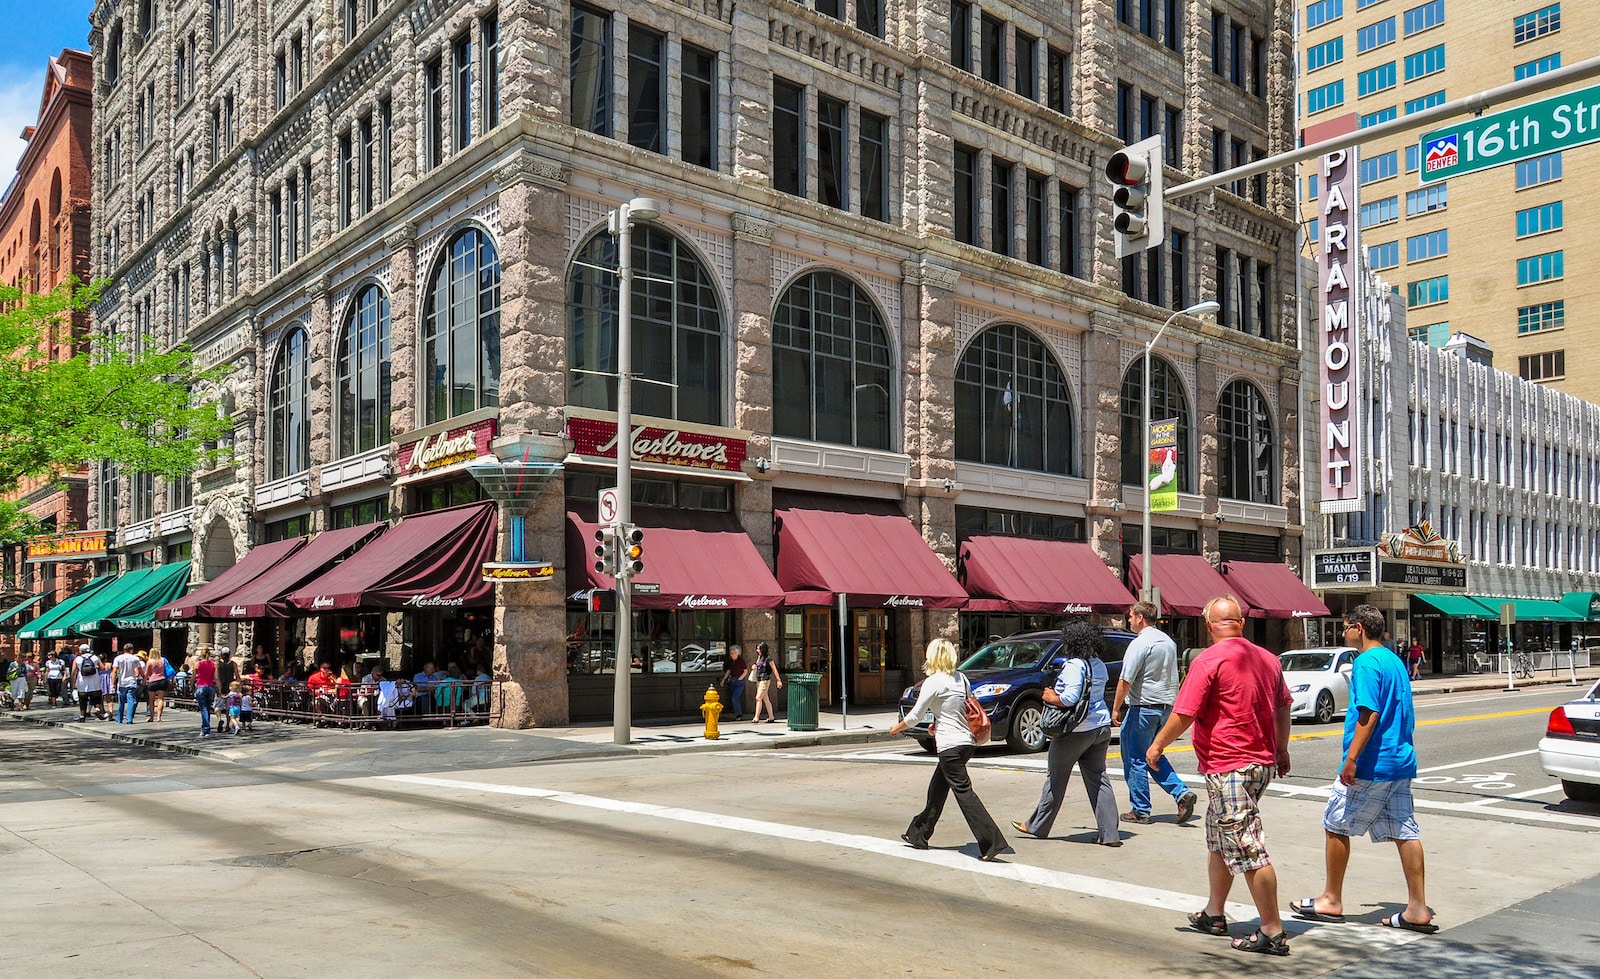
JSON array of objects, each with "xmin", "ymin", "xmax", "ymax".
[{"xmin": 898, "ymin": 629, "xmax": 1135, "ymax": 753}]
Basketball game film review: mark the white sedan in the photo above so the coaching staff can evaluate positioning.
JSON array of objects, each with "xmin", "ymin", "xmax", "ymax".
[
  {"xmin": 1539, "ymin": 679, "xmax": 1600, "ymax": 805},
  {"xmin": 1280, "ymin": 647, "xmax": 1355, "ymax": 724}
]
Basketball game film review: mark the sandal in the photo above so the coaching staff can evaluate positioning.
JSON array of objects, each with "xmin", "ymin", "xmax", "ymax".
[
  {"xmin": 1231, "ymin": 931, "xmax": 1290, "ymax": 956},
  {"xmin": 1289, "ymin": 897, "xmax": 1345, "ymax": 923},
  {"xmin": 1380, "ymin": 911, "xmax": 1439, "ymax": 934},
  {"xmin": 1188, "ymin": 910, "xmax": 1228, "ymax": 936}
]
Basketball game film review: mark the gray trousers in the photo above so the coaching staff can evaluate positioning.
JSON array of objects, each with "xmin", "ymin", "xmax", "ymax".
[{"xmin": 1021, "ymin": 726, "xmax": 1120, "ymax": 843}]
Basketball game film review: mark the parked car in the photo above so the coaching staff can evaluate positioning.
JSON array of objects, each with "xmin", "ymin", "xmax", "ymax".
[
  {"xmin": 1539, "ymin": 679, "xmax": 1600, "ymax": 804},
  {"xmin": 1280, "ymin": 647, "xmax": 1356, "ymax": 724},
  {"xmin": 897, "ymin": 629, "xmax": 1134, "ymax": 754}
]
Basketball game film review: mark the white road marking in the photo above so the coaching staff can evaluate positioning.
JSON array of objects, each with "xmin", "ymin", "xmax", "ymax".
[
  {"xmin": 1463, "ymin": 784, "xmax": 1568, "ymax": 807},
  {"xmin": 374, "ymin": 773, "xmax": 1411, "ymax": 952},
  {"xmin": 1417, "ymin": 750, "xmax": 1539, "ymax": 774}
]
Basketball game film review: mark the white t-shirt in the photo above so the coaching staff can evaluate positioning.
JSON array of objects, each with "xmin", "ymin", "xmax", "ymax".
[{"xmin": 45, "ymin": 657, "xmax": 66, "ymax": 680}]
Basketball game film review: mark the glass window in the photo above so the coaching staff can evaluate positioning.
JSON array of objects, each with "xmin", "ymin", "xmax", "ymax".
[
  {"xmin": 1405, "ymin": 90, "xmax": 1445, "ymax": 113},
  {"xmin": 1406, "ymin": 183, "xmax": 1447, "ymax": 215},
  {"xmin": 772, "ymin": 79, "xmax": 803, "ymax": 197},
  {"xmin": 1518, "ymin": 350, "xmax": 1565, "ymax": 381},
  {"xmin": 1120, "ymin": 356, "xmax": 1191, "ymax": 492},
  {"xmin": 772, "ymin": 271, "xmax": 892, "ymax": 450},
  {"xmin": 452, "ymin": 31, "xmax": 472, "ymax": 151},
  {"xmin": 1404, "ymin": 44, "xmax": 1445, "ymax": 81},
  {"xmin": 954, "ymin": 144, "xmax": 978, "ymax": 245},
  {"xmin": 817, "ymin": 95, "xmax": 847, "ymax": 210},
  {"xmin": 336, "ymin": 284, "xmax": 392, "ymax": 458},
  {"xmin": 267, "ymin": 327, "xmax": 310, "ymax": 479},
  {"xmin": 1306, "ymin": 79, "xmax": 1345, "ymax": 114},
  {"xmin": 1360, "ymin": 151, "xmax": 1398, "ymax": 183},
  {"xmin": 1515, "ymin": 151, "xmax": 1562, "ymax": 188},
  {"xmin": 569, "ymin": 4, "xmax": 611, "ymax": 136},
  {"xmin": 1360, "ymin": 106, "xmax": 1397, "ymax": 128},
  {"xmin": 1357, "ymin": 17, "xmax": 1396, "ymax": 51},
  {"xmin": 1015, "ymin": 31, "xmax": 1037, "ymax": 99},
  {"xmin": 1403, "ymin": 0, "xmax": 1444, "ymax": 35},
  {"xmin": 627, "ymin": 26, "xmax": 664, "ymax": 153},
  {"xmin": 950, "ymin": 1, "xmax": 971, "ymax": 70},
  {"xmin": 1407, "ymin": 228, "xmax": 1448, "ymax": 262},
  {"xmin": 1218, "ymin": 380, "xmax": 1276, "ymax": 503},
  {"xmin": 1515, "ymin": 53, "xmax": 1560, "ymax": 80},
  {"xmin": 1513, "ymin": 4, "xmax": 1560, "ymax": 44},
  {"xmin": 1360, "ymin": 196, "xmax": 1399, "ymax": 225},
  {"xmin": 990, "ymin": 159, "xmax": 1013, "ymax": 257},
  {"xmin": 1025, "ymin": 172, "xmax": 1047, "ymax": 267},
  {"xmin": 1046, "ymin": 47, "xmax": 1069, "ymax": 113},
  {"xmin": 1407, "ymin": 274, "xmax": 1449, "ymax": 306},
  {"xmin": 1517, "ymin": 300, "xmax": 1565, "ymax": 334},
  {"xmin": 423, "ymin": 229, "xmax": 501, "ymax": 424},
  {"xmin": 1306, "ymin": 0, "xmax": 1344, "ymax": 29},
  {"xmin": 1306, "ymin": 36, "xmax": 1343, "ymax": 71},
  {"xmin": 681, "ymin": 44, "xmax": 716, "ymax": 170},
  {"xmin": 1517, "ymin": 250, "xmax": 1564, "ymax": 285},
  {"xmin": 955, "ymin": 324, "xmax": 1076, "ymax": 475},
  {"xmin": 1516, "ymin": 200, "xmax": 1563, "ymax": 237},
  {"xmin": 568, "ymin": 225, "xmax": 723, "ymax": 425},
  {"xmin": 1059, "ymin": 182, "xmax": 1080, "ymax": 277},
  {"xmin": 1358, "ymin": 62, "xmax": 1396, "ymax": 97},
  {"xmin": 859, "ymin": 110, "xmax": 888, "ymax": 222},
  {"xmin": 980, "ymin": 13, "xmax": 1004, "ymax": 85},
  {"xmin": 856, "ymin": 0, "xmax": 882, "ymax": 36}
]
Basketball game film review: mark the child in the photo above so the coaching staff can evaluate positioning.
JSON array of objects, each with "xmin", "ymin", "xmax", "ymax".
[
  {"xmin": 224, "ymin": 681, "xmax": 243, "ymax": 734},
  {"xmin": 239, "ymin": 684, "xmax": 256, "ymax": 732}
]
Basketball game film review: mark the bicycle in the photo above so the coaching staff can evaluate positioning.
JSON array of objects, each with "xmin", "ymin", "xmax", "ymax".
[{"xmin": 1512, "ymin": 649, "xmax": 1535, "ymax": 680}]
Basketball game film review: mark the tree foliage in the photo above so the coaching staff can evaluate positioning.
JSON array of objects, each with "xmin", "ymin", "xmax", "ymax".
[{"xmin": 0, "ymin": 280, "xmax": 232, "ymax": 542}]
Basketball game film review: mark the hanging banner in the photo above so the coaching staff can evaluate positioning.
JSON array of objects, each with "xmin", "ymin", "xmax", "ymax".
[
  {"xmin": 1148, "ymin": 417, "xmax": 1179, "ymax": 513},
  {"xmin": 1318, "ymin": 143, "xmax": 1364, "ymax": 514}
]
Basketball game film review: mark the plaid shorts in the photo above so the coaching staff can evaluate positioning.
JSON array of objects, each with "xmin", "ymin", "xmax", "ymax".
[
  {"xmin": 1204, "ymin": 764, "xmax": 1276, "ymax": 875},
  {"xmin": 1323, "ymin": 778, "xmax": 1420, "ymax": 842}
]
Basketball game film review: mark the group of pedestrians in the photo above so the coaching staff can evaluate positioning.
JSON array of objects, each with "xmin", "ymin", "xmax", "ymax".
[{"xmin": 890, "ymin": 595, "xmax": 1433, "ymax": 957}]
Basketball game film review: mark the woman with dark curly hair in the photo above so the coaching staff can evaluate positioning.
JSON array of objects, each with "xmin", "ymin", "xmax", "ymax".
[{"xmin": 1011, "ymin": 619, "xmax": 1122, "ymax": 846}]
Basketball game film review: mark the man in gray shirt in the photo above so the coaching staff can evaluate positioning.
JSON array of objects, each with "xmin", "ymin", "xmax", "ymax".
[{"xmin": 1111, "ymin": 600, "xmax": 1197, "ymax": 824}]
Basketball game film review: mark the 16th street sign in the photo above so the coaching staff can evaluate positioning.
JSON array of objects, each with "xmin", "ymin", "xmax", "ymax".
[{"xmin": 1420, "ymin": 82, "xmax": 1600, "ymax": 183}]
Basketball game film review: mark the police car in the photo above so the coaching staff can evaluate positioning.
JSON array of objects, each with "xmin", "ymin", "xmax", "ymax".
[{"xmin": 1540, "ymin": 678, "xmax": 1600, "ymax": 805}]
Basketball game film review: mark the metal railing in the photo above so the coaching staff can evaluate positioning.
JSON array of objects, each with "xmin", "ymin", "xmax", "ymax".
[{"xmin": 167, "ymin": 678, "xmax": 505, "ymax": 729}]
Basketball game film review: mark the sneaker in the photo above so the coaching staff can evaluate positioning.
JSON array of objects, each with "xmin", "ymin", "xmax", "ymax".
[
  {"xmin": 1120, "ymin": 811, "xmax": 1153, "ymax": 824},
  {"xmin": 1176, "ymin": 792, "xmax": 1199, "ymax": 825}
]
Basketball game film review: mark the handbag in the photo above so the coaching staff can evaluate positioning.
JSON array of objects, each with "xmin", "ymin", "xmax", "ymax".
[
  {"xmin": 1040, "ymin": 661, "xmax": 1091, "ymax": 739},
  {"xmin": 928, "ymin": 674, "xmax": 992, "ymax": 745}
]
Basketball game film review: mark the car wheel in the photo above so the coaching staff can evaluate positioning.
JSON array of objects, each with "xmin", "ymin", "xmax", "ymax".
[
  {"xmin": 915, "ymin": 737, "xmax": 937, "ymax": 755},
  {"xmin": 1315, "ymin": 690, "xmax": 1336, "ymax": 725},
  {"xmin": 1561, "ymin": 779, "xmax": 1600, "ymax": 804},
  {"xmin": 1007, "ymin": 698, "xmax": 1047, "ymax": 753}
]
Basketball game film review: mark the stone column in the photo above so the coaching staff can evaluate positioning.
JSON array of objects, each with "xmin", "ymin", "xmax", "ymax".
[
  {"xmin": 905, "ymin": 260, "xmax": 963, "ymax": 665},
  {"xmin": 728, "ymin": 3, "xmax": 771, "ymax": 184},
  {"xmin": 1278, "ymin": 364, "xmax": 1302, "ymax": 519},
  {"xmin": 386, "ymin": 222, "xmax": 419, "ymax": 436},
  {"xmin": 1196, "ymin": 343, "xmax": 1221, "ymax": 558},
  {"xmin": 732, "ymin": 214, "xmax": 777, "ymax": 653},
  {"xmin": 1084, "ymin": 311, "xmax": 1126, "ymax": 571},
  {"xmin": 1078, "ymin": 0, "xmax": 1120, "ymax": 292},
  {"xmin": 306, "ymin": 273, "xmax": 334, "ymax": 493}
]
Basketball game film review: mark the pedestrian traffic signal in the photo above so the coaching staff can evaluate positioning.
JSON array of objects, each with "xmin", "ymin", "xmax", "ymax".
[
  {"xmin": 620, "ymin": 526, "xmax": 645, "ymax": 576},
  {"xmin": 1106, "ymin": 134, "xmax": 1164, "ymax": 258},
  {"xmin": 593, "ymin": 526, "xmax": 618, "ymax": 576},
  {"xmin": 587, "ymin": 589, "xmax": 617, "ymax": 613}
]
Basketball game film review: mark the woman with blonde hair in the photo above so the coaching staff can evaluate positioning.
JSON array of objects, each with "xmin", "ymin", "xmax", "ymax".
[
  {"xmin": 889, "ymin": 638, "xmax": 1008, "ymax": 861},
  {"xmin": 143, "ymin": 651, "xmax": 170, "ymax": 722}
]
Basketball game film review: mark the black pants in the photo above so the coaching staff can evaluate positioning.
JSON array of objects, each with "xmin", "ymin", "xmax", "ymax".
[
  {"xmin": 78, "ymin": 690, "xmax": 102, "ymax": 717},
  {"xmin": 905, "ymin": 745, "xmax": 1005, "ymax": 854}
]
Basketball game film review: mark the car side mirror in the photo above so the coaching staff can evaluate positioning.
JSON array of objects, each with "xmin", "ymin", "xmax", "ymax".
[
  {"xmin": 1046, "ymin": 656, "xmax": 1066, "ymax": 673},
  {"xmin": 1339, "ymin": 663, "xmax": 1352, "ymax": 676}
]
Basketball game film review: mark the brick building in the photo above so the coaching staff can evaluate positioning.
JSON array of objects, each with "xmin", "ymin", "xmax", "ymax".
[
  {"xmin": 0, "ymin": 49, "xmax": 95, "ymax": 655},
  {"xmin": 88, "ymin": 0, "xmax": 1310, "ymax": 726}
]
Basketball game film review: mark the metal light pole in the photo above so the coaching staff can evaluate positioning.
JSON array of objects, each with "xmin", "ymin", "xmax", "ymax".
[
  {"xmin": 608, "ymin": 196, "xmax": 660, "ymax": 745},
  {"xmin": 1142, "ymin": 300, "xmax": 1220, "ymax": 611}
]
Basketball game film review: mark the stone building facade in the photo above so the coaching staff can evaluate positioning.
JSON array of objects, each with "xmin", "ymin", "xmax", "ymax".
[
  {"xmin": 89, "ymin": 0, "xmax": 1305, "ymax": 725},
  {"xmin": 0, "ymin": 50, "xmax": 96, "ymax": 654}
]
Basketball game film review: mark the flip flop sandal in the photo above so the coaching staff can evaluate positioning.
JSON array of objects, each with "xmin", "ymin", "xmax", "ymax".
[
  {"xmin": 1188, "ymin": 910, "xmax": 1228, "ymax": 936},
  {"xmin": 1380, "ymin": 912, "xmax": 1439, "ymax": 934},
  {"xmin": 1231, "ymin": 931, "xmax": 1290, "ymax": 956},
  {"xmin": 1289, "ymin": 898, "xmax": 1345, "ymax": 923}
]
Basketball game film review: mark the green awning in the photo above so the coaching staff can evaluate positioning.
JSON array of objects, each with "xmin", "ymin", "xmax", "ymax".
[
  {"xmin": 1469, "ymin": 596, "xmax": 1585, "ymax": 623},
  {"xmin": 15, "ymin": 574, "xmax": 117, "ymax": 641},
  {"xmin": 1561, "ymin": 592, "xmax": 1600, "ymax": 620},
  {"xmin": 47, "ymin": 564, "xmax": 192, "ymax": 638},
  {"xmin": 1413, "ymin": 594, "xmax": 1498, "ymax": 618},
  {"xmin": 0, "ymin": 591, "xmax": 49, "ymax": 626},
  {"xmin": 106, "ymin": 563, "xmax": 192, "ymax": 631}
]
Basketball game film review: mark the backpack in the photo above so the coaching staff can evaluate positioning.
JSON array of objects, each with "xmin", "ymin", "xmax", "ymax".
[{"xmin": 78, "ymin": 654, "xmax": 99, "ymax": 676}]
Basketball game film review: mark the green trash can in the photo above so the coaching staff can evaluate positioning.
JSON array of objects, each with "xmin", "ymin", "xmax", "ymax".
[{"xmin": 787, "ymin": 673, "xmax": 821, "ymax": 731}]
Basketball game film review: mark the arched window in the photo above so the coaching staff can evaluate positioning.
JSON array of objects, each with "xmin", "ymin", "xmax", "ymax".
[
  {"xmin": 267, "ymin": 327, "xmax": 310, "ymax": 479},
  {"xmin": 771, "ymin": 271, "xmax": 892, "ymax": 449},
  {"xmin": 1218, "ymin": 379, "xmax": 1276, "ymax": 504},
  {"xmin": 336, "ymin": 284, "xmax": 391, "ymax": 458},
  {"xmin": 1119, "ymin": 356, "xmax": 1193, "ymax": 493},
  {"xmin": 567, "ymin": 225, "xmax": 723, "ymax": 425},
  {"xmin": 955, "ymin": 324, "xmax": 1074, "ymax": 473},
  {"xmin": 423, "ymin": 228, "xmax": 500, "ymax": 424}
]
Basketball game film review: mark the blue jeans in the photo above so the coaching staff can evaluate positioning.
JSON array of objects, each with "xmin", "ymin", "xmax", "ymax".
[
  {"xmin": 196, "ymin": 685, "xmax": 216, "ymax": 734},
  {"xmin": 1120, "ymin": 705, "xmax": 1192, "ymax": 816},
  {"xmin": 117, "ymin": 685, "xmax": 139, "ymax": 723},
  {"xmin": 727, "ymin": 678, "xmax": 746, "ymax": 718}
]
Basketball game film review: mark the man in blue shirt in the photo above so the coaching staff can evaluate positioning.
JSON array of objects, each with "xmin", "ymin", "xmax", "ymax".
[{"xmin": 1290, "ymin": 604, "xmax": 1437, "ymax": 934}]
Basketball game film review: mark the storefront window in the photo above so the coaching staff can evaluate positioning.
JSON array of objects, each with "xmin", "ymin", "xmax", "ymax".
[
  {"xmin": 410, "ymin": 476, "xmax": 486, "ymax": 513},
  {"xmin": 565, "ymin": 472, "xmax": 731, "ymax": 512},
  {"xmin": 955, "ymin": 505, "xmax": 1085, "ymax": 542},
  {"xmin": 264, "ymin": 513, "xmax": 310, "ymax": 542},
  {"xmin": 568, "ymin": 607, "xmax": 730, "ymax": 675},
  {"xmin": 332, "ymin": 496, "xmax": 387, "ymax": 528}
]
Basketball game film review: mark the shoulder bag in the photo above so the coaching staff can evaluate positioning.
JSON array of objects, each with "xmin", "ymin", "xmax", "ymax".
[
  {"xmin": 962, "ymin": 674, "xmax": 992, "ymax": 745},
  {"xmin": 1040, "ymin": 661, "xmax": 1091, "ymax": 739}
]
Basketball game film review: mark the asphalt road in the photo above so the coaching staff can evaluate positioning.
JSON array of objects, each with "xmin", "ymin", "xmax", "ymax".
[{"xmin": 1, "ymin": 685, "xmax": 1594, "ymax": 977}]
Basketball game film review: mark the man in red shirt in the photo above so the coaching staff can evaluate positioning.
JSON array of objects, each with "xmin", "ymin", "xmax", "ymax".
[{"xmin": 1148, "ymin": 595, "xmax": 1293, "ymax": 957}]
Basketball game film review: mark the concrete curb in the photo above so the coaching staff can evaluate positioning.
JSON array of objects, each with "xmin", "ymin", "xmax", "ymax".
[{"xmin": 2, "ymin": 710, "xmax": 232, "ymax": 760}]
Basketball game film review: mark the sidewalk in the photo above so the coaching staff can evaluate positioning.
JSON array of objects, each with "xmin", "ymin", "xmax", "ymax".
[{"xmin": 4, "ymin": 666, "xmax": 1591, "ymax": 768}]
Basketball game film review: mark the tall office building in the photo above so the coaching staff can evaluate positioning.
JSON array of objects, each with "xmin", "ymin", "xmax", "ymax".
[{"xmin": 1296, "ymin": 1, "xmax": 1598, "ymax": 401}]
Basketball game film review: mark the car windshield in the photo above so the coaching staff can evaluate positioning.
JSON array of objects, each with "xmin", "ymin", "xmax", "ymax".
[
  {"xmin": 959, "ymin": 639, "xmax": 1055, "ymax": 671},
  {"xmin": 1281, "ymin": 651, "xmax": 1333, "ymax": 672}
]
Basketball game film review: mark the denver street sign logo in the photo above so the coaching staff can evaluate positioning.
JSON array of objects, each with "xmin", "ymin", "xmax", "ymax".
[{"xmin": 1420, "ymin": 82, "xmax": 1600, "ymax": 183}]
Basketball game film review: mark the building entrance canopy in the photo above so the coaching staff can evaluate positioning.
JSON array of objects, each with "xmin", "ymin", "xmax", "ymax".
[
  {"xmin": 154, "ymin": 537, "xmax": 307, "ymax": 622},
  {"xmin": 196, "ymin": 523, "xmax": 386, "ymax": 619},
  {"xmin": 566, "ymin": 510, "xmax": 783, "ymax": 609},
  {"xmin": 1413, "ymin": 594, "xmax": 1497, "ymax": 618},
  {"xmin": 1126, "ymin": 554, "xmax": 1250, "ymax": 618},
  {"xmin": 1221, "ymin": 561, "xmax": 1331, "ymax": 620},
  {"xmin": 773, "ymin": 501, "xmax": 967, "ymax": 609},
  {"xmin": 15, "ymin": 574, "xmax": 116, "ymax": 641},
  {"xmin": 0, "ymin": 591, "xmax": 49, "ymax": 630},
  {"xmin": 283, "ymin": 501, "xmax": 497, "ymax": 613},
  {"xmin": 1562, "ymin": 592, "xmax": 1600, "ymax": 620},
  {"xmin": 33, "ymin": 563, "xmax": 191, "ymax": 638},
  {"xmin": 1470, "ymin": 597, "xmax": 1585, "ymax": 623},
  {"xmin": 959, "ymin": 536, "xmax": 1134, "ymax": 615}
]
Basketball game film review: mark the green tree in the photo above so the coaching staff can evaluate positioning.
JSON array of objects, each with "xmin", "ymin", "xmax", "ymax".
[{"xmin": 0, "ymin": 280, "xmax": 231, "ymax": 543}]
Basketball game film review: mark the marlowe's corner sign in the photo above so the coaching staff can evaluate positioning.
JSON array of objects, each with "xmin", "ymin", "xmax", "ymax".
[
  {"xmin": 1317, "ymin": 148, "xmax": 1364, "ymax": 514},
  {"xmin": 567, "ymin": 416, "xmax": 747, "ymax": 473}
]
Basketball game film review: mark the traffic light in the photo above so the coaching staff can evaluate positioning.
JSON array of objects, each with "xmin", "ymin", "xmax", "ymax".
[
  {"xmin": 619, "ymin": 525, "xmax": 645, "ymax": 576},
  {"xmin": 593, "ymin": 525, "xmax": 617, "ymax": 576},
  {"xmin": 1106, "ymin": 134, "xmax": 1164, "ymax": 258},
  {"xmin": 587, "ymin": 589, "xmax": 617, "ymax": 613}
]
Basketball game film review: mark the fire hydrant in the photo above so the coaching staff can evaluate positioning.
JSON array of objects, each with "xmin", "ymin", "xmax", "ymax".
[{"xmin": 701, "ymin": 685, "xmax": 724, "ymax": 739}]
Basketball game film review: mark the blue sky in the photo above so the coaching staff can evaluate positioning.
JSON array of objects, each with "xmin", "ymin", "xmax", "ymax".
[{"xmin": 0, "ymin": 1, "xmax": 95, "ymax": 182}]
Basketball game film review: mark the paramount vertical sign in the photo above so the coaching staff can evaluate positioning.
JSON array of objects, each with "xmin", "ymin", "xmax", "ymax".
[{"xmin": 1318, "ymin": 148, "xmax": 1363, "ymax": 514}]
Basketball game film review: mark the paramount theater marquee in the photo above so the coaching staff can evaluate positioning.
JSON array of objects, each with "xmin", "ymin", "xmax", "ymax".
[
  {"xmin": 1317, "ymin": 144, "xmax": 1363, "ymax": 515},
  {"xmin": 1311, "ymin": 521, "xmax": 1469, "ymax": 593}
]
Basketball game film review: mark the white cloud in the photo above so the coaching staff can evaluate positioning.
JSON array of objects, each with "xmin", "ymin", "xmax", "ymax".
[{"xmin": 0, "ymin": 67, "xmax": 44, "ymax": 196}]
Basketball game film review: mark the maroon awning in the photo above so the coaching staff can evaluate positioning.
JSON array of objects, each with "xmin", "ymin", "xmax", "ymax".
[
  {"xmin": 1222, "ymin": 560, "xmax": 1331, "ymax": 620},
  {"xmin": 282, "ymin": 501, "xmax": 497, "ymax": 613},
  {"xmin": 154, "ymin": 537, "xmax": 307, "ymax": 621},
  {"xmin": 774, "ymin": 504, "xmax": 967, "ymax": 609},
  {"xmin": 1126, "ymin": 553, "xmax": 1253, "ymax": 618},
  {"xmin": 565, "ymin": 510, "xmax": 784, "ymax": 609},
  {"xmin": 959, "ymin": 536, "xmax": 1135, "ymax": 615},
  {"xmin": 197, "ymin": 522, "xmax": 386, "ymax": 619}
]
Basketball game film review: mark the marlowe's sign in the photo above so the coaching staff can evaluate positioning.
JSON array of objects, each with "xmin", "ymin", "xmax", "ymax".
[{"xmin": 1317, "ymin": 148, "xmax": 1364, "ymax": 514}]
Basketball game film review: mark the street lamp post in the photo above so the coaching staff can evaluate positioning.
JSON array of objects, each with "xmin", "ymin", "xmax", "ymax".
[
  {"xmin": 607, "ymin": 196, "xmax": 660, "ymax": 746},
  {"xmin": 1141, "ymin": 300, "xmax": 1220, "ymax": 612}
]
